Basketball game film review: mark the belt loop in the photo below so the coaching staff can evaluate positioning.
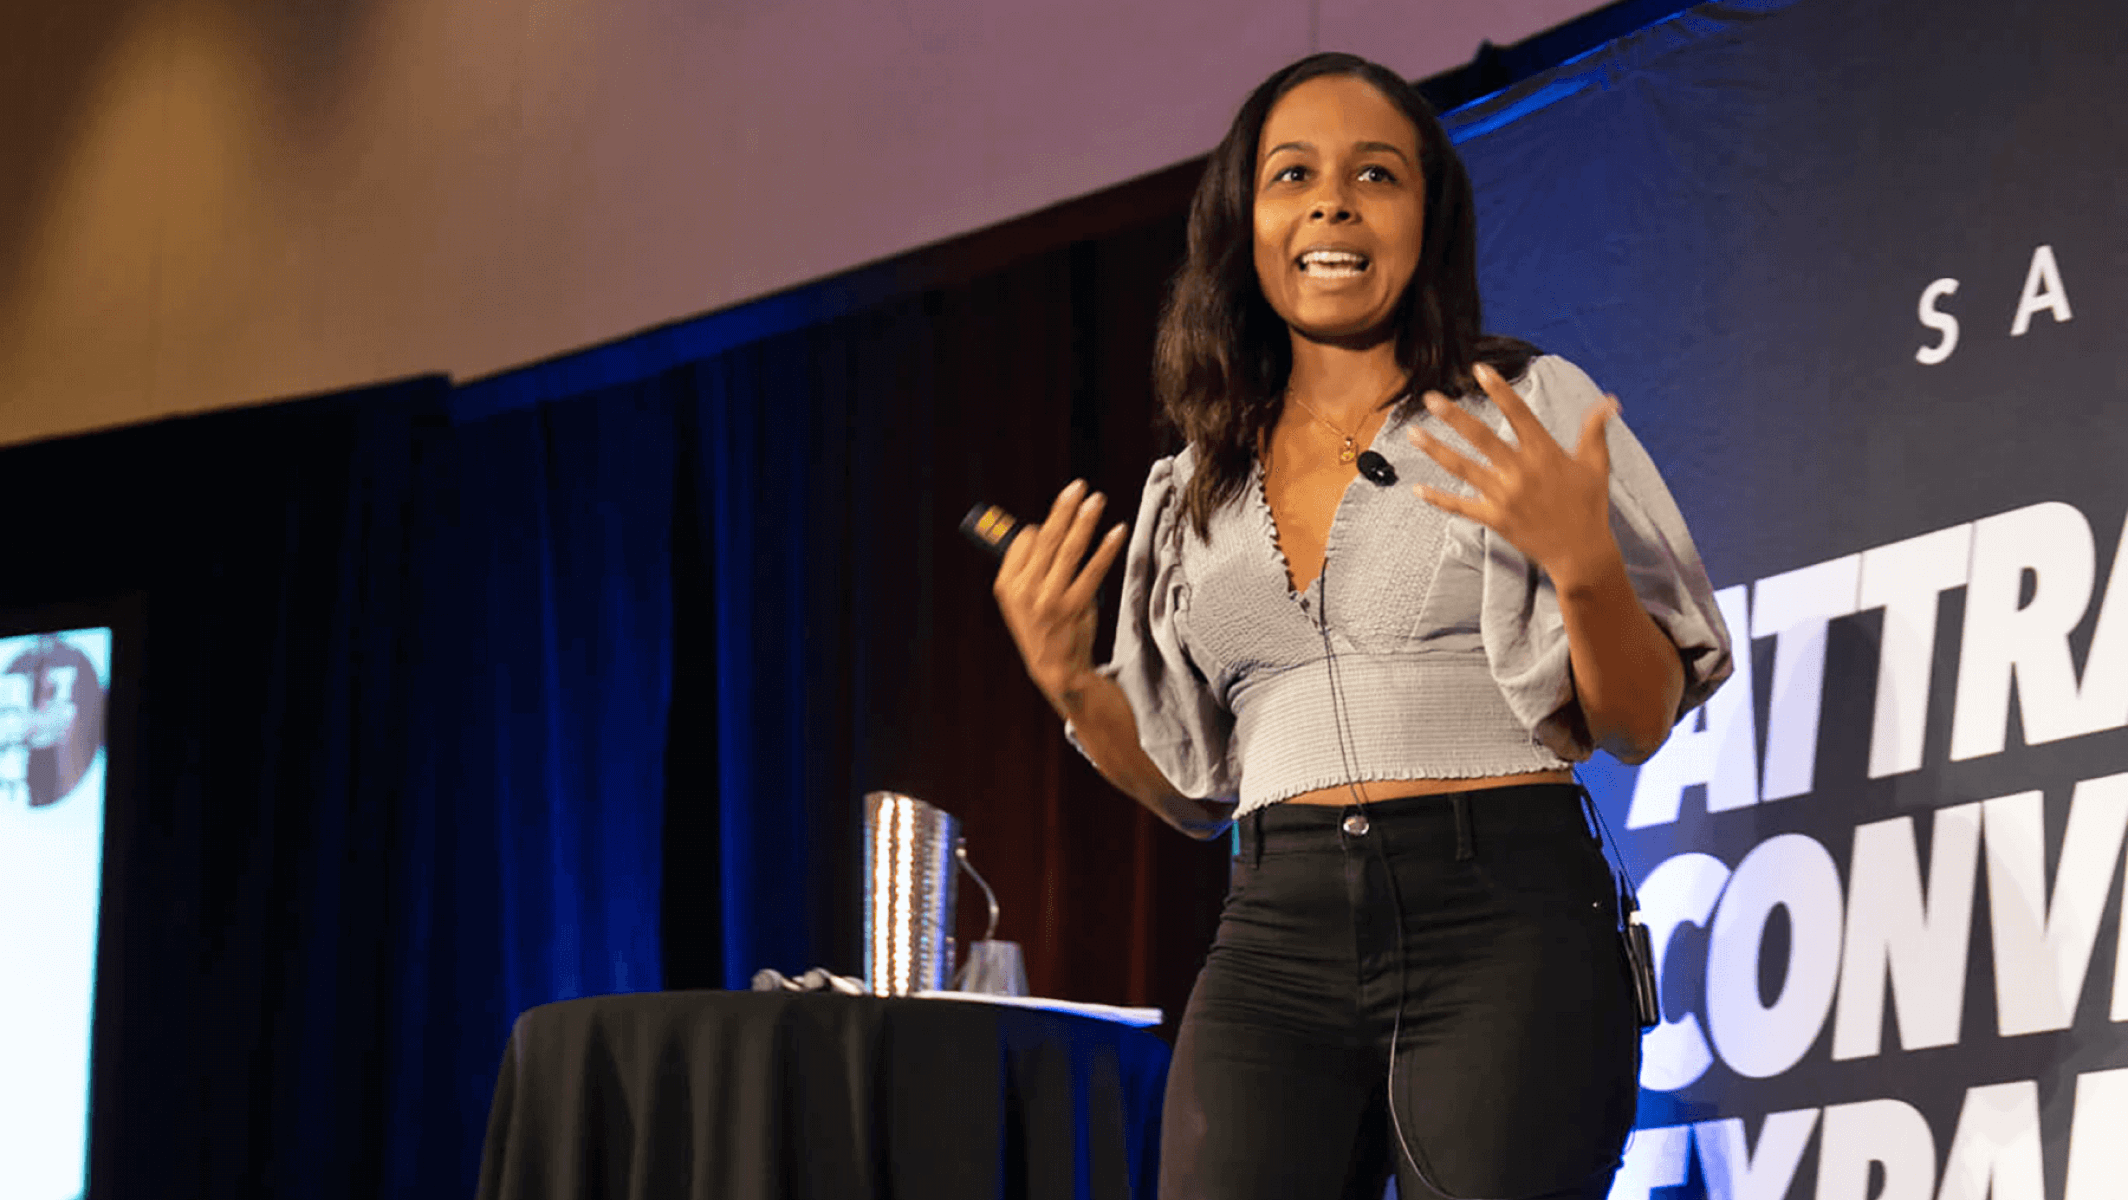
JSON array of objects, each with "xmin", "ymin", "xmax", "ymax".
[
  {"xmin": 1452, "ymin": 793, "xmax": 1474, "ymax": 861},
  {"xmin": 1249, "ymin": 811, "xmax": 1263, "ymax": 867}
]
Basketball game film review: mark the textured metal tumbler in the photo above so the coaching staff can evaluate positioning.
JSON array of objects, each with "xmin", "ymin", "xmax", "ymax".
[{"xmin": 862, "ymin": 791, "xmax": 961, "ymax": 995}]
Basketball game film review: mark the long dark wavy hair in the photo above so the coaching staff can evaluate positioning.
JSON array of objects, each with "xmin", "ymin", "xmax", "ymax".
[{"xmin": 1154, "ymin": 52, "xmax": 1537, "ymax": 537}]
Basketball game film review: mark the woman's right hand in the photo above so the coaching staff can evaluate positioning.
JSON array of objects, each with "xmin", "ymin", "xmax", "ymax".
[
  {"xmin": 992, "ymin": 480, "xmax": 1228, "ymax": 839},
  {"xmin": 992, "ymin": 479, "xmax": 1129, "ymax": 713}
]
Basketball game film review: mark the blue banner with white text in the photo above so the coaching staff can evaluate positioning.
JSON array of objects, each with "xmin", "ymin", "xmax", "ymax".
[{"xmin": 1448, "ymin": 1, "xmax": 2128, "ymax": 1196}]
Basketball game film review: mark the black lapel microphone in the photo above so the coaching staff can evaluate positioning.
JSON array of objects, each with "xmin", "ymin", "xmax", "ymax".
[{"xmin": 1355, "ymin": 451, "xmax": 1398, "ymax": 487}]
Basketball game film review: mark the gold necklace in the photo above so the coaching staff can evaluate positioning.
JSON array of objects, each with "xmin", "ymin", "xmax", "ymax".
[{"xmin": 1287, "ymin": 392, "xmax": 1371, "ymax": 464}]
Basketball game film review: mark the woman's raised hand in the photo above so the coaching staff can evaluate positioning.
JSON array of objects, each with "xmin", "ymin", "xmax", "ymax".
[
  {"xmin": 1408, "ymin": 363, "xmax": 1623, "ymax": 589},
  {"xmin": 992, "ymin": 480, "xmax": 1130, "ymax": 710}
]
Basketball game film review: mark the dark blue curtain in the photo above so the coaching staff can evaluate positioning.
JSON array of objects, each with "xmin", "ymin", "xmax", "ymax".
[
  {"xmin": 0, "ymin": 378, "xmax": 674, "ymax": 1198},
  {"xmin": 380, "ymin": 381, "xmax": 678, "ymax": 1191},
  {"xmin": 0, "ymin": 383, "xmax": 438, "ymax": 1197}
]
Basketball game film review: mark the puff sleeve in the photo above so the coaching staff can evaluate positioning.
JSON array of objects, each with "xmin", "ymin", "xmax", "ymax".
[
  {"xmin": 1065, "ymin": 451, "xmax": 1239, "ymax": 802},
  {"xmin": 1479, "ymin": 357, "xmax": 1734, "ymax": 761}
]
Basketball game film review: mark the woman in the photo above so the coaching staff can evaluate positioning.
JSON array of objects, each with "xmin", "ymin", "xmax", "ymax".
[{"xmin": 993, "ymin": 53, "xmax": 1731, "ymax": 1200}]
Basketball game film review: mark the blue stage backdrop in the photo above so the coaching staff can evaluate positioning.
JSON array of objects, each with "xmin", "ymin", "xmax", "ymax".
[{"xmin": 1444, "ymin": 1, "xmax": 2128, "ymax": 1197}]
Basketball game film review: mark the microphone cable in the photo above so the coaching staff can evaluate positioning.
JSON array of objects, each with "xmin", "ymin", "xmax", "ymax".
[
  {"xmin": 1314, "ymin": 421, "xmax": 1652, "ymax": 1198},
  {"xmin": 1307, "ymin": 466, "xmax": 1484, "ymax": 1200}
]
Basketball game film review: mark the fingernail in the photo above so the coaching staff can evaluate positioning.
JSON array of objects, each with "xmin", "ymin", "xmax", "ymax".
[
  {"xmin": 1475, "ymin": 363, "xmax": 1495, "ymax": 383},
  {"xmin": 1108, "ymin": 523, "xmax": 1128, "ymax": 540},
  {"xmin": 1063, "ymin": 478, "xmax": 1085, "ymax": 497},
  {"xmin": 1423, "ymin": 393, "xmax": 1447, "ymax": 412},
  {"xmin": 1080, "ymin": 492, "xmax": 1104, "ymax": 513}
]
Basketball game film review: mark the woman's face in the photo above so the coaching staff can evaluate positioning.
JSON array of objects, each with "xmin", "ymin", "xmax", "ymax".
[{"xmin": 1251, "ymin": 74, "xmax": 1427, "ymax": 346}]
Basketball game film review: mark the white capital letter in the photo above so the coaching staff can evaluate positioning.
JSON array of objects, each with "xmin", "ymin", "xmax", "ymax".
[
  {"xmin": 1916, "ymin": 277, "xmax": 1961, "ymax": 364},
  {"xmin": 1630, "ymin": 586, "xmax": 1758, "ymax": 828},
  {"xmin": 1692, "ymin": 1109, "xmax": 1817, "ymax": 1200},
  {"xmin": 2009, "ymin": 244, "xmax": 2072, "ymax": 336},
  {"xmin": 1707, "ymin": 834, "xmax": 1844, "ymax": 1078},
  {"xmin": 1815, "ymin": 1099, "xmax": 1935, "ymax": 1200},
  {"xmin": 2065, "ymin": 1069, "xmax": 2128, "ymax": 1200},
  {"xmin": 1938, "ymin": 1081, "xmax": 2044, "ymax": 1200},
  {"xmin": 1984, "ymin": 776, "xmax": 2128, "ymax": 1036},
  {"xmin": 1859, "ymin": 524, "xmax": 1972, "ymax": 777},
  {"xmin": 1638, "ymin": 852, "xmax": 1732, "ymax": 1091},
  {"xmin": 1752, "ymin": 556, "xmax": 1860, "ymax": 801},
  {"xmin": 1833, "ymin": 803, "xmax": 1981, "ymax": 1059},
  {"xmin": 2116, "ymin": 806, "xmax": 2128, "ymax": 1021},
  {"xmin": 2067, "ymin": 514, "xmax": 2128, "ymax": 742},
  {"xmin": 1951, "ymin": 502, "xmax": 2095, "ymax": 759}
]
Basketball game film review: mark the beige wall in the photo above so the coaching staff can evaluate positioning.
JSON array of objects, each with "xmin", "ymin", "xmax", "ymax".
[{"xmin": 0, "ymin": 0, "xmax": 1603, "ymax": 447}]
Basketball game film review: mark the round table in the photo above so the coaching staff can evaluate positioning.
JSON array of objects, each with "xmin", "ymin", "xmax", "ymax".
[{"xmin": 474, "ymin": 990, "xmax": 1171, "ymax": 1200}]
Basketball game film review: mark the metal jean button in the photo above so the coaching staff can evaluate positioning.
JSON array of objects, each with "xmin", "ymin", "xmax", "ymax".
[{"xmin": 1342, "ymin": 811, "xmax": 1370, "ymax": 837}]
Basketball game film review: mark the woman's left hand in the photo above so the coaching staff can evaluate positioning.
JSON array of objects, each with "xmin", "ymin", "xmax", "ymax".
[{"xmin": 1408, "ymin": 362, "xmax": 1622, "ymax": 589}]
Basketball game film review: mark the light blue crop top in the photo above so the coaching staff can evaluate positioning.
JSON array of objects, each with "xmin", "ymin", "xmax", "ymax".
[{"xmin": 1086, "ymin": 355, "xmax": 1734, "ymax": 816}]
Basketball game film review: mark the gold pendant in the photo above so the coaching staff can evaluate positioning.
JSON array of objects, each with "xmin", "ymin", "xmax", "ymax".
[{"xmin": 1339, "ymin": 440, "xmax": 1356, "ymax": 464}]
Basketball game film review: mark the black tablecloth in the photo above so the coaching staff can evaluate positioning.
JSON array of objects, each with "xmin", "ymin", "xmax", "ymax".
[{"xmin": 474, "ymin": 991, "xmax": 1171, "ymax": 1200}]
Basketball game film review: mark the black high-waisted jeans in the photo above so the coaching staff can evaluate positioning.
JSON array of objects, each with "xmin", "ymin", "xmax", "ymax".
[{"xmin": 1160, "ymin": 783, "xmax": 1639, "ymax": 1200}]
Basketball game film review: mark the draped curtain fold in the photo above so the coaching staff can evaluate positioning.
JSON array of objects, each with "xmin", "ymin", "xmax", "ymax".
[
  {"xmin": 379, "ymin": 383, "xmax": 680, "ymax": 1192},
  {"xmin": 0, "ymin": 383, "xmax": 442, "ymax": 1199}
]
